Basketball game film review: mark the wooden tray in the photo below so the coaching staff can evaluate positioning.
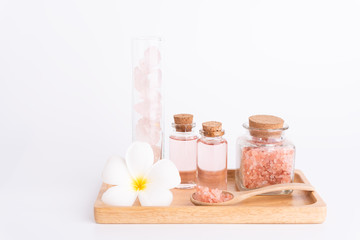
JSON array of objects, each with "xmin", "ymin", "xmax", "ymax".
[{"xmin": 94, "ymin": 169, "xmax": 326, "ymax": 224}]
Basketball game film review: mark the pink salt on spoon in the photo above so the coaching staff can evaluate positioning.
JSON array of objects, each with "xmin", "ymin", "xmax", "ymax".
[
  {"xmin": 191, "ymin": 183, "xmax": 315, "ymax": 206},
  {"xmin": 193, "ymin": 186, "xmax": 233, "ymax": 203}
]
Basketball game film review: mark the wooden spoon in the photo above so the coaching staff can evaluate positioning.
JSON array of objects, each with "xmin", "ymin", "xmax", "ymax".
[{"xmin": 190, "ymin": 183, "xmax": 315, "ymax": 206}]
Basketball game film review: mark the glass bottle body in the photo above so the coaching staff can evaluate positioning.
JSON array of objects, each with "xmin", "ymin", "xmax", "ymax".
[
  {"xmin": 132, "ymin": 37, "xmax": 163, "ymax": 162},
  {"xmin": 197, "ymin": 135, "xmax": 228, "ymax": 190},
  {"xmin": 235, "ymin": 128, "xmax": 295, "ymax": 195},
  {"xmin": 169, "ymin": 127, "xmax": 198, "ymax": 189}
]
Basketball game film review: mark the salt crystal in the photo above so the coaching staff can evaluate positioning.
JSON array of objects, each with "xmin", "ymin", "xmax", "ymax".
[
  {"xmin": 194, "ymin": 186, "xmax": 233, "ymax": 203},
  {"xmin": 241, "ymin": 146, "xmax": 294, "ymax": 189}
]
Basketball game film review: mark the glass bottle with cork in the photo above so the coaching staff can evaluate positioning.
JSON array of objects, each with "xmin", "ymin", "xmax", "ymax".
[
  {"xmin": 235, "ymin": 115, "xmax": 295, "ymax": 195},
  {"xmin": 197, "ymin": 121, "xmax": 228, "ymax": 190},
  {"xmin": 169, "ymin": 114, "xmax": 198, "ymax": 189}
]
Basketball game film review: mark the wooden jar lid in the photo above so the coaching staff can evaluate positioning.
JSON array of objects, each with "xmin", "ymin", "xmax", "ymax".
[
  {"xmin": 248, "ymin": 115, "xmax": 284, "ymax": 138},
  {"xmin": 174, "ymin": 114, "xmax": 193, "ymax": 132},
  {"xmin": 249, "ymin": 115, "xmax": 284, "ymax": 129},
  {"xmin": 202, "ymin": 121, "xmax": 224, "ymax": 137}
]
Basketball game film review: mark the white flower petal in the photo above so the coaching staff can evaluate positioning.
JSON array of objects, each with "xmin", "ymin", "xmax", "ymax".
[
  {"xmin": 101, "ymin": 156, "xmax": 132, "ymax": 187},
  {"xmin": 138, "ymin": 187, "xmax": 173, "ymax": 206},
  {"xmin": 126, "ymin": 141, "xmax": 154, "ymax": 178},
  {"xmin": 101, "ymin": 186, "xmax": 138, "ymax": 206},
  {"xmin": 146, "ymin": 159, "xmax": 181, "ymax": 189}
]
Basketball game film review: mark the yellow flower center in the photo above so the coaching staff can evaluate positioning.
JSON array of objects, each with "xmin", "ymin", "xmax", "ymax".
[{"xmin": 132, "ymin": 177, "xmax": 147, "ymax": 191}]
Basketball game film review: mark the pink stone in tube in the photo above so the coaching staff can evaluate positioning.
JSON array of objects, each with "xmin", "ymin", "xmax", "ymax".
[
  {"xmin": 135, "ymin": 118, "xmax": 161, "ymax": 146},
  {"xmin": 133, "ymin": 43, "xmax": 162, "ymax": 162},
  {"xmin": 151, "ymin": 144, "xmax": 162, "ymax": 162},
  {"xmin": 138, "ymin": 47, "xmax": 161, "ymax": 74},
  {"xmin": 133, "ymin": 67, "xmax": 149, "ymax": 95},
  {"xmin": 143, "ymin": 89, "xmax": 162, "ymax": 104},
  {"xmin": 144, "ymin": 46, "xmax": 161, "ymax": 66},
  {"xmin": 147, "ymin": 69, "xmax": 162, "ymax": 89},
  {"xmin": 139, "ymin": 58, "xmax": 150, "ymax": 74},
  {"xmin": 134, "ymin": 99, "xmax": 162, "ymax": 121}
]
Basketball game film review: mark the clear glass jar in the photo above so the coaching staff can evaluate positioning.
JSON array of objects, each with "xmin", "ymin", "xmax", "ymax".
[
  {"xmin": 169, "ymin": 121, "xmax": 198, "ymax": 189},
  {"xmin": 235, "ymin": 117, "xmax": 295, "ymax": 195},
  {"xmin": 132, "ymin": 37, "xmax": 163, "ymax": 162},
  {"xmin": 197, "ymin": 121, "xmax": 228, "ymax": 190}
]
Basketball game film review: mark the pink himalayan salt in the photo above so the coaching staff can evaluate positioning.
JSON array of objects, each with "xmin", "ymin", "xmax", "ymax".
[
  {"xmin": 194, "ymin": 186, "xmax": 233, "ymax": 203},
  {"xmin": 241, "ymin": 146, "xmax": 294, "ymax": 189}
]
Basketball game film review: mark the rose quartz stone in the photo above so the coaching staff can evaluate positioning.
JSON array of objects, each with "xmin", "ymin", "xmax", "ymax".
[
  {"xmin": 151, "ymin": 145, "xmax": 161, "ymax": 163},
  {"xmin": 133, "ymin": 67, "xmax": 148, "ymax": 95},
  {"xmin": 194, "ymin": 186, "xmax": 233, "ymax": 203},
  {"xmin": 241, "ymin": 146, "xmax": 294, "ymax": 189},
  {"xmin": 133, "ymin": 46, "xmax": 163, "ymax": 162},
  {"xmin": 135, "ymin": 118, "xmax": 161, "ymax": 146},
  {"xmin": 138, "ymin": 47, "xmax": 161, "ymax": 74}
]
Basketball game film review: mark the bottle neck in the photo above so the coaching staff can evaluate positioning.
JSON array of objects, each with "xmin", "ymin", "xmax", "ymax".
[
  {"xmin": 200, "ymin": 133, "xmax": 225, "ymax": 142},
  {"xmin": 243, "ymin": 122, "xmax": 288, "ymax": 144},
  {"xmin": 172, "ymin": 122, "xmax": 195, "ymax": 133},
  {"xmin": 172, "ymin": 126, "xmax": 195, "ymax": 134},
  {"xmin": 171, "ymin": 126, "xmax": 197, "ymax": 141},
  {"xmin": 247, "ymin": 131, "xmax": 285, "ymax": 145},
  {"xmin": 170, "ymin": 127, "xmax": 198, "ymax": 141}
]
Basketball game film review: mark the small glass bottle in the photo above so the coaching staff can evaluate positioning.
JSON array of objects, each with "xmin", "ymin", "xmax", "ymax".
[
  {"xmin": 169, "ymin": 114, "xmax": 198, "ymax": 189},
  {"xmin": 197, "ymin": 121, "xmax": 228, "ymax": 190},
  {"xmin": 235, "ymin": 115, "xmax": 295, "ymax": 195}
]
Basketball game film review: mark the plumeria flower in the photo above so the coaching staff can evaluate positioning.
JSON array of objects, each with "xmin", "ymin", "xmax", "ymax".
[{"xmin": 101, "ymin": 142, "xmax": 181, "ymax": 206}]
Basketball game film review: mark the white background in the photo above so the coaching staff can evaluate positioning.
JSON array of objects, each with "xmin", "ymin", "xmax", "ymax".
[{"xmin": 1, "ymin": 0, "xmax": 360, "ymax": 239}]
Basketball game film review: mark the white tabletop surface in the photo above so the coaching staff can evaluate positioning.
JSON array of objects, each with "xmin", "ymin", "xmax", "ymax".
[{"xmin": 1, "ymin": 0, "xmax": 360, "ymax": 239}]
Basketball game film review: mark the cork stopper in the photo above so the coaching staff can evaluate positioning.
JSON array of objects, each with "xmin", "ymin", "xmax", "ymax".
[
  {"xmin": 173, "ymin": 114, "xmax": 193, "ymax": 132},
  {"xmin": 248, "ymin": 115, "xmax": 284, "ymax": 138},
  {"xmin": 202, "ymin": 121, "xmax": 224, "ymax": 137}
]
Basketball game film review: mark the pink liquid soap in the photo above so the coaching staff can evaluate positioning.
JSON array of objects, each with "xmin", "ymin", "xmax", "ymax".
[
  {"xmin": 197, "ymin": 121, "xmax": 228, "ymax": 190},
  {"xmin": 169, "ymin": 135, "xmax": 197, "ymax": 187}
]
